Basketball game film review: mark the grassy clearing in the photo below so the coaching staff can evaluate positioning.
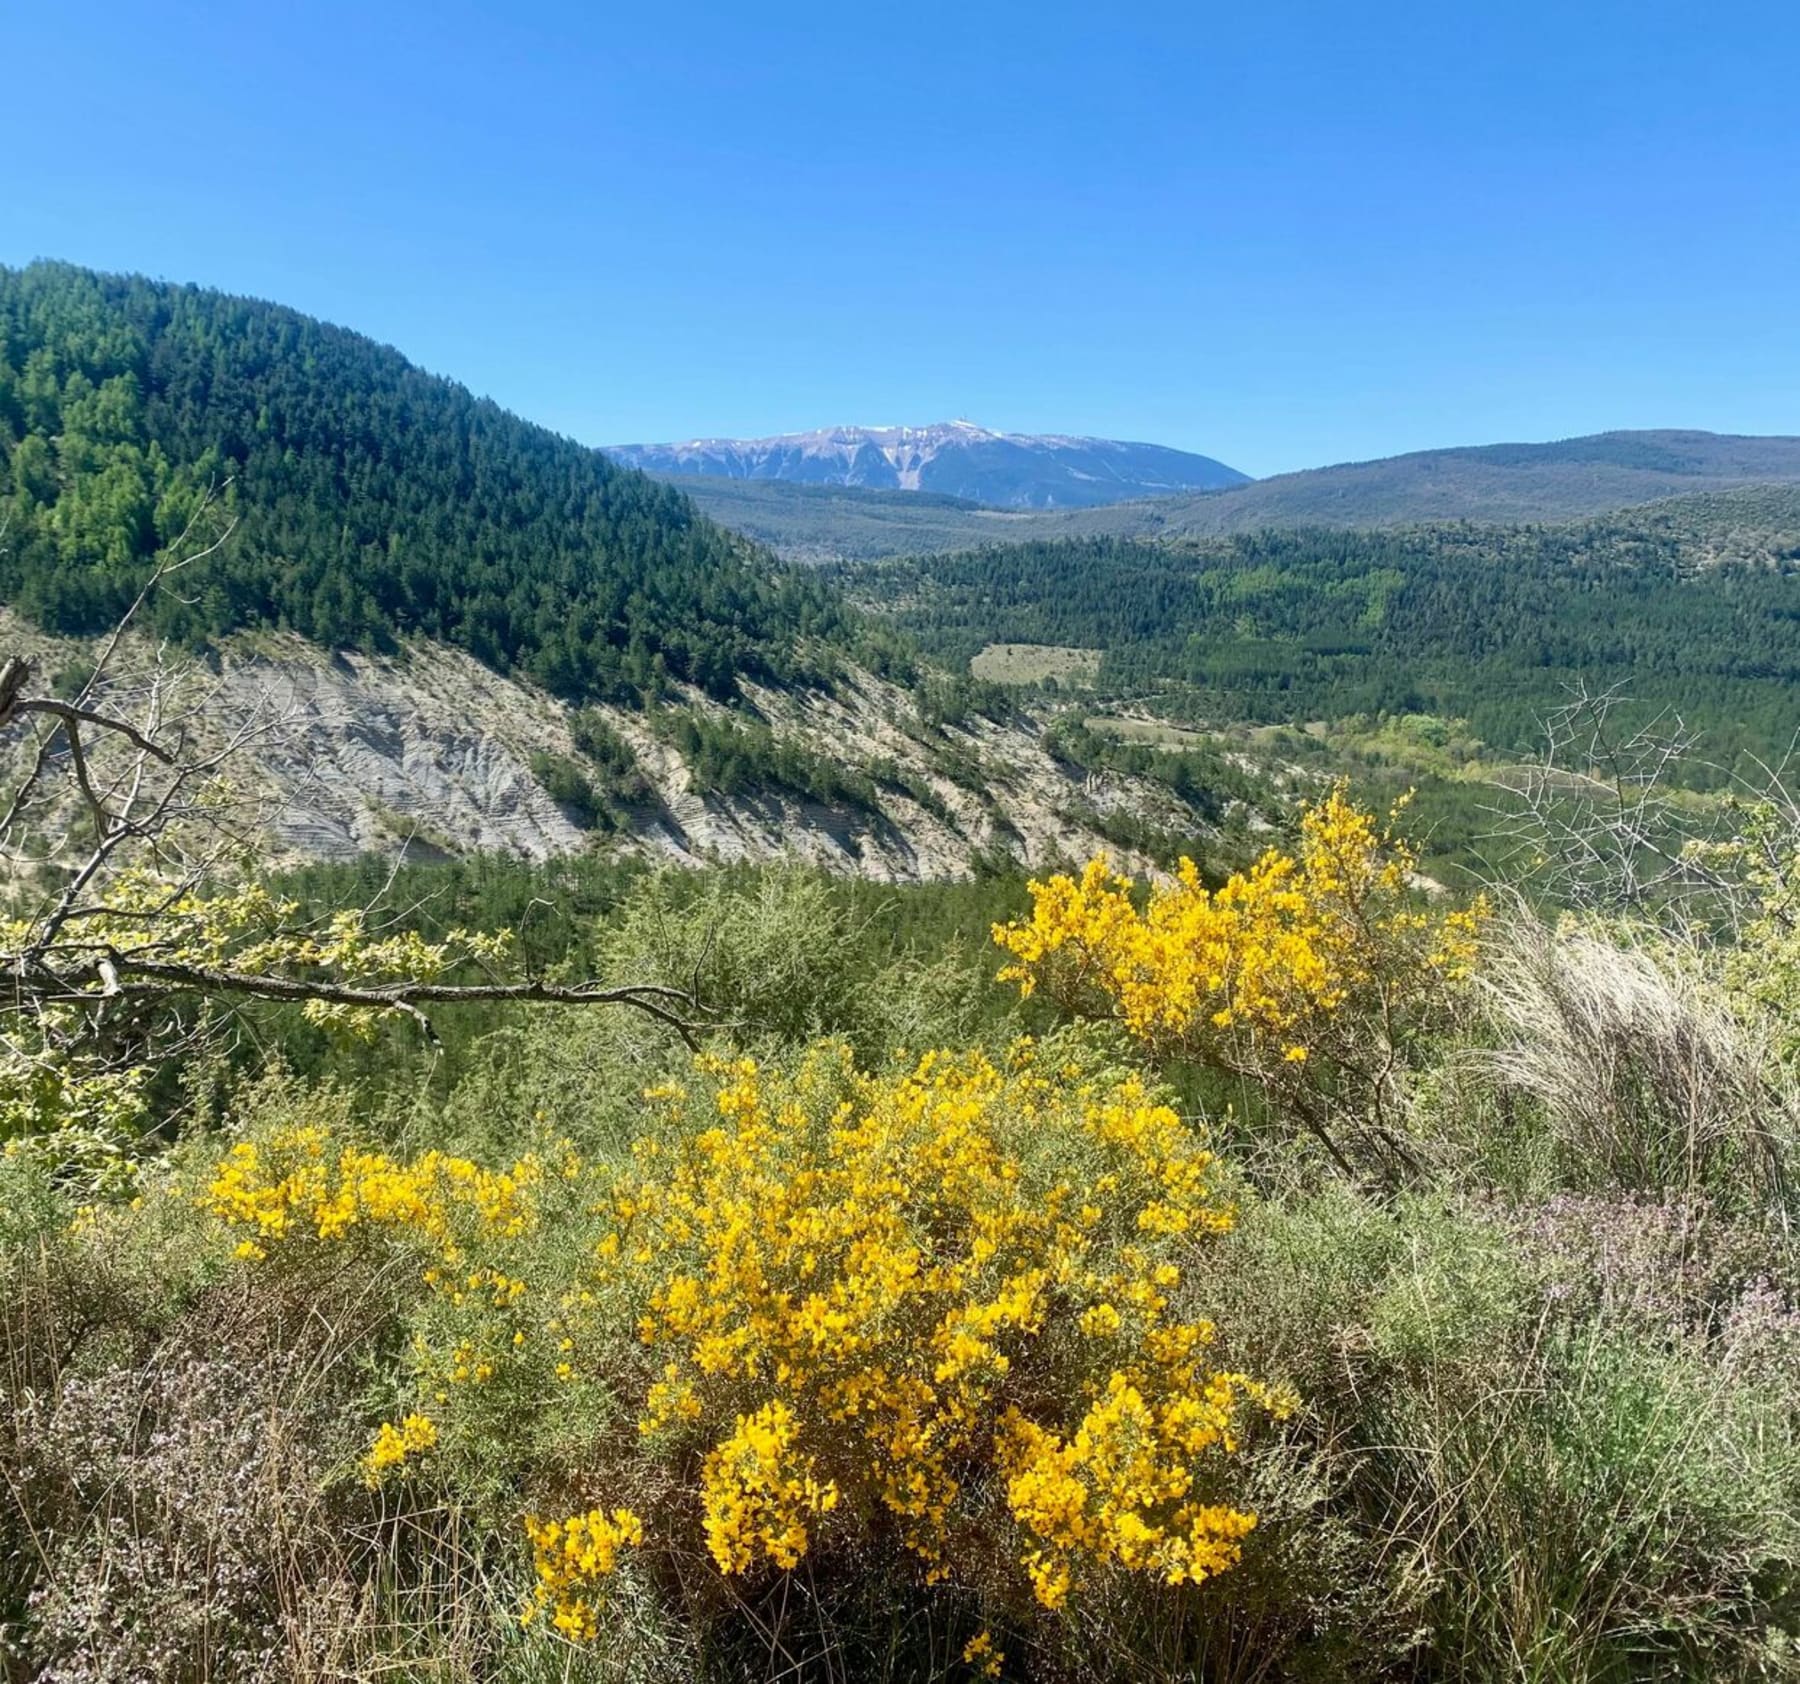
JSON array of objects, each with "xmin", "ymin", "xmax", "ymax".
[
  {"xmin": 1083, "ymin": 715, "xmax": 1220, "ymax": 750},
  {"xmin": 968, "ymin": 642, "xmax": 1102, "ymax": 686}
]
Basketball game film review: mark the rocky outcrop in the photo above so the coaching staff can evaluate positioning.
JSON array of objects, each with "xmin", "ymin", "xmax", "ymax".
[{"xmin": 5, "ymin": 615, "xmax": 1220, "ymax": 883}]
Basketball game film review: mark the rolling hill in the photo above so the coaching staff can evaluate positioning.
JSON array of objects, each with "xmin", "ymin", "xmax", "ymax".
[
  {"xmin": 606, "ymin": 420, "xmax": 1248, "ymax": 509},
  {"xmin": 625, "ymin": 477, "xmax": 1048, "ymax": 564},
  {"xmin": 7, "ymin": 262, "xmax": 1798, "ymax": 877},
  {"xmin": 665, "ymin": 430, "xmax": 1800, "ymax": 562},
  {"xmin": 1107, "ymin": 429, "xmax": 1800, "ymax": 536}
]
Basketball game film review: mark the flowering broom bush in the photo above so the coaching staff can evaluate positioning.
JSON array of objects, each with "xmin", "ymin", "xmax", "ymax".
[
  {"xmin": 199, "ymin": 1035, "xmax": 1290, "ymax": 1644},
  {"xmin": 992, "ymin": 786, "xmax": 1485, "ymax": 1178}
]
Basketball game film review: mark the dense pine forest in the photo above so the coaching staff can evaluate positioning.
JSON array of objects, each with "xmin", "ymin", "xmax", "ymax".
[
  {"xmin": 840, "ymin": 508, "xmax": 1800, "ymax": 772},
  {"xmin": 0, "ymin": 262, "xmax": 896, "ymax": 702}
]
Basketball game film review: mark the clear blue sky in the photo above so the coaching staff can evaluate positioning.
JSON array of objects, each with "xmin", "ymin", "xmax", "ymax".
[{"xmin": 7, "ymin": 0, "xmax": 1797, "ymax": 477}]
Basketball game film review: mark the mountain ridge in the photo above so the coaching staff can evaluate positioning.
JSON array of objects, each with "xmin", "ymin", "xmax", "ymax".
[
  {"xmin": 606, "ymin": 420, "xmax": 1249, "ymax": 509},
  {"xmin": 660, "ymin": 428, "xmax": 1800, "ymax": 561}
]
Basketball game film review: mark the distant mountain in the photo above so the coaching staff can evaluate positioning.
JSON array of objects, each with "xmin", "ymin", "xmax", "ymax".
[
  {"xmin": 1130, "ymin": 429, "xmax": 1800, "ymax": 536},
  {"xmin": 660, "ymin": 428, "xmax": 1800, "ymax": 561},
  {"xmin": 605, "ymin": 421, "xmax": 1249, "ymax": 510}
]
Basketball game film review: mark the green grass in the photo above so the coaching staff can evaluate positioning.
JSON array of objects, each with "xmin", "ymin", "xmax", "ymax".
[{"xmin": 967, "ymin": 642, "xmax": 1102, "ymax": 686}]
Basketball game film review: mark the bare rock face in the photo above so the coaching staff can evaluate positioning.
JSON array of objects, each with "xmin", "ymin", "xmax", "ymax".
[
  {"xmin": 10, "ymin": 615, "xmax": 1218, "ymax": 883},
  {"xmin": 215, "ymin": 644, "xmax": 587, "ymax": 862}
]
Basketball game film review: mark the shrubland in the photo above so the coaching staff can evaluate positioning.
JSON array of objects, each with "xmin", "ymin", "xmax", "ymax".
[
  {"xmin": 6, "ymin": 258, "xmax": 1795, "ymax": 1681},
  {"xmin": 4, "ymin": 782, "xmax": 1799, "ymax": 1683}
]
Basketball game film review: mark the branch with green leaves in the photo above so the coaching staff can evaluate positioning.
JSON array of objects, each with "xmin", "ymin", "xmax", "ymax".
[{"xmin": 0, "ymin": 515, "xmax": 710, "ymax": 1173}]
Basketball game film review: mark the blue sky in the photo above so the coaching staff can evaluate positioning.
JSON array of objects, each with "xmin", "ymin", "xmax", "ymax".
[{"xmin": 6, "ymin": 0, "xmax": 1797, "ymax": 477}]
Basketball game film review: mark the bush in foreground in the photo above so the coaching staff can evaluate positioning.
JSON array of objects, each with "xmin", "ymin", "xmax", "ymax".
[{"xmin": 4, "ymin": 792, "xmax": 1798, "ymax": 1681}]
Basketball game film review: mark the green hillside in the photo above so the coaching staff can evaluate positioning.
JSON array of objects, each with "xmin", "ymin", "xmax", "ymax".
[
  {"xmin": 0, "ymin": 262, "xmax": 886, "ymax": 702},
  {"xmin": 843, "ymin": 495, "xmax": 1800, "ymax": 773}
]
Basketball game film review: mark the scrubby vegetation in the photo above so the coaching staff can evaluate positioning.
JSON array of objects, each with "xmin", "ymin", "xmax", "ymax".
[
  {"xmin": 4, "ymin": 269, "xmax": 1799, "ymax": 1678},
  {"xmin": 5, "ymin": 778, "xmax": 1799, "ymax": 1682},
  {"xmin": 647, "ymin": 707, "xmax": 883, "ymax": 811}
]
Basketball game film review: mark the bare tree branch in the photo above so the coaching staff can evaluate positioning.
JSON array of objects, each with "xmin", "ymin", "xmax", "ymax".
[{"xmin": 1, "ymin": 520, "xmax": 716, "ymax": 1093}]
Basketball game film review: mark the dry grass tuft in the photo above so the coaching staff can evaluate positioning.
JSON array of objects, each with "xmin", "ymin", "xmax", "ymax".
[{"xmin": 1476, "ymin": 912, "xmax": 1799, "ymax": 1206}]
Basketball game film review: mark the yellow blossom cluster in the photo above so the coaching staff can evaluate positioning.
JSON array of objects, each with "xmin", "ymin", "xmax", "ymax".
[
  {"xmin": 585, "ymin": 1040, "xmax": 1282, "ymax": 1609},
  {"xmin": 521, "ymin": 1507, "xmax": 645, "ymax": 1641},
  {"xmin": 363, "ymin": 1412, "xmax": 438, "ymax": 1485},
  {"xmin": 999, "ymin": 1373, "xmax": 1261, "ymax": 1607},
  {"xmin": 962, "ymin": 1630, "xmax": 1004, "ymax": 1677},
  {"xmin": 197, "ymin": 1041, "xmax": 1286, "ymax": 1625},
  {"xmin": 203, "ymin": 1124, "xmax": 540, "ymax": 1262},
  {"xmin": 993, "ymin": 786, "xmax": 1484, "ymax": 1091},
  {"xmin": 702, "ymin": 1401, "xmax": 840, "ymax": 1572}
]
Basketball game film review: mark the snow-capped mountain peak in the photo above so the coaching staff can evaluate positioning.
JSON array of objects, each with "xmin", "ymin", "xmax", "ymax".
[{"xmin": 606, "ymin": 422, "xmax": 1249, "ymax": 509}]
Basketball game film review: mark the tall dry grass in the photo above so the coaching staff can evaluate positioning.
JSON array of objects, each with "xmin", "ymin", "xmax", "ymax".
[{"xmin": 1474, "ymin": 912, "xmax": 1799, "ymax": 1209}]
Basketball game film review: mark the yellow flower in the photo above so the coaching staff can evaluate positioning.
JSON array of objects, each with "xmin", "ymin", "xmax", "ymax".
[
  {"xmin": 962, "ymin": 1630, "xmax": 1005, "ymax": 1678},
  {"xmin": 362, "ymin": 1412, "xmax": 437, "ymax": 1485},
  {"xmin": 201, "ymin": 1126, "xmax": 543, "ymax": 1262},
  {"xmin": 521, "ymin": 1507, "xmax": 644, "ymax": 1639},
  {"xmin": 569, "ymin": 1038, "xmax": 1275, "ymax": 1609},
  {"xmin": 991, "ymin": 787, "xmax": 1485, "ymax": 1162}
]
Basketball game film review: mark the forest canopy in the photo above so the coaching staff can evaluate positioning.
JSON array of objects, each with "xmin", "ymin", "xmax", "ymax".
[
  {"xmin": 840, "ymin": 513, "xmax": 1800, "ymax": 772},
  {"xmin": 0, "ymin": 262, "xmax": 887, "ymax": 702}
]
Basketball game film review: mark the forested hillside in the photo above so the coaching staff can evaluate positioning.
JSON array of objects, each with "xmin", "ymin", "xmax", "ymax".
[
  {"xmin": 0, "ymin": 262, "xmax": 884, "ymax": 702},
  {"xmin": 843, "ymin": 500, "xmax": 1800, "ymax": 771}
]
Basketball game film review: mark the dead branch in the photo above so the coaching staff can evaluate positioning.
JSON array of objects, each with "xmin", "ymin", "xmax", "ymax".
[{"xmin": 1, "ymin": 524, "xmax": 716, "ymax": 1075}]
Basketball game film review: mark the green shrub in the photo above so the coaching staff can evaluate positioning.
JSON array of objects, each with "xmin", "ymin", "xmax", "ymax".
[
  {"xmin": 568, "ymin": 710, "xmax": 652, "ymax": 804},
  {"xmin": 529, "ymin": 751, "xmax": 605, "ymax": 830}
]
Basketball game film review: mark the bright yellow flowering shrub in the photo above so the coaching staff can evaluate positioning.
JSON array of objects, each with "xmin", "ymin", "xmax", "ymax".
[
  {"xmin": 521, "ymin": 1508, "xmax": 645, "ymax": 1641},
  {"xmin": 203, "ymin": 1124, "xmax": 541, "ymax": 1262},
  {"xmin": 994, "ymin": 786, "xmax": 1484, "ymax": 1176},
  {"xmin": 200, "ymin": 1037, "xmax": 1289, "ymax": 1634},
  {"xmin": 592, "ymin": 1044, "xmax": 1284, "ymax": 1606}
]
